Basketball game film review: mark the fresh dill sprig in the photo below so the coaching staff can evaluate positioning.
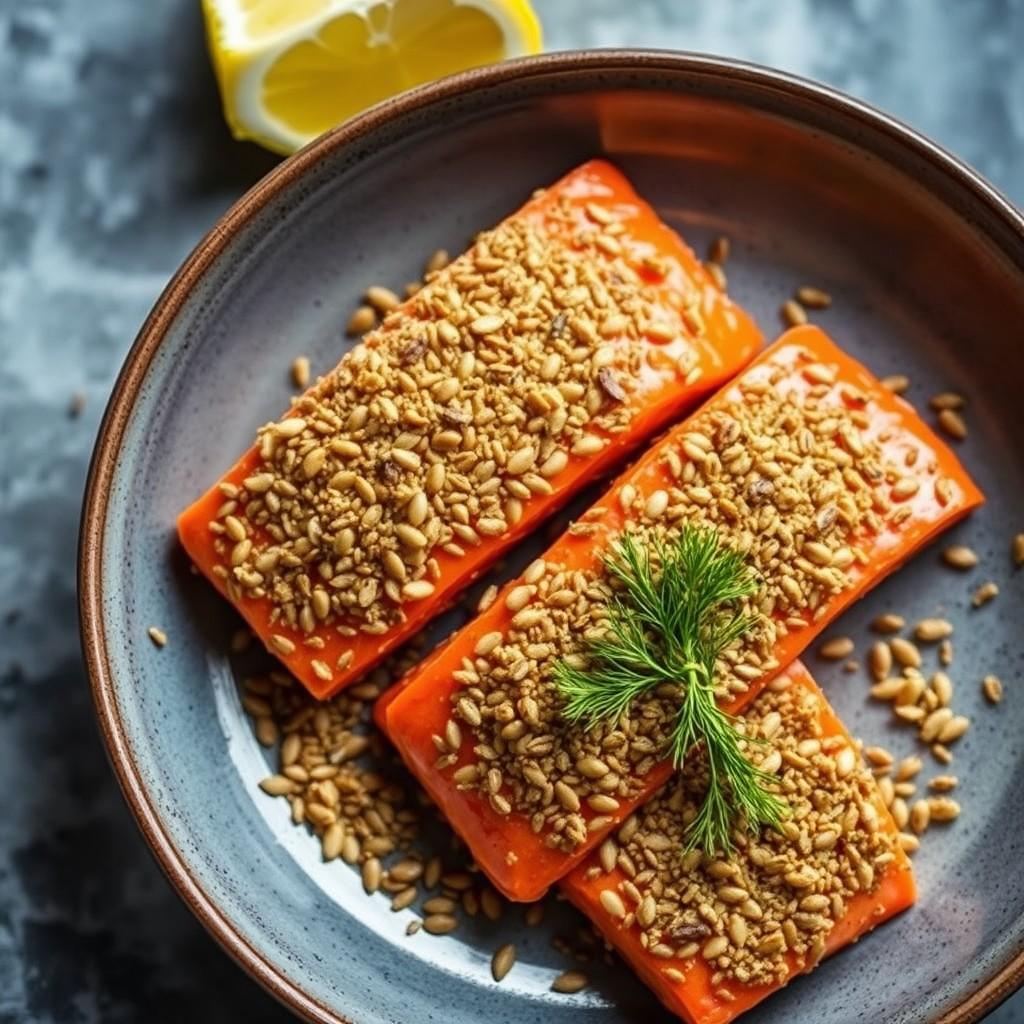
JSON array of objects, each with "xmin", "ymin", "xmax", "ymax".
[{"xmin": 553, "ymin": 527, "xmax": 788, "ymax": 855}]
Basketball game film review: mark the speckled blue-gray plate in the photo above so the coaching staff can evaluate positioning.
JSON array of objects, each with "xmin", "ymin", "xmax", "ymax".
[{"xmin": 80, "ymin": 52, "xmax": 1024, "ymax": 1024}]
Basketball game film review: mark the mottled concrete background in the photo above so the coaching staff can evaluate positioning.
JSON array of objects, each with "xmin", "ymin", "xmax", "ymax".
[{"xmin": 1, "ymin": 0, "xmax": 1022, "ymax": 1021}]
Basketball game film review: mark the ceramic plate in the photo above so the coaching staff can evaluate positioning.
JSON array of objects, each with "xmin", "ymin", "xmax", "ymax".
[{"xmin": 80, "ymin": 52, "xmax": 1024, "ymax": 1024}]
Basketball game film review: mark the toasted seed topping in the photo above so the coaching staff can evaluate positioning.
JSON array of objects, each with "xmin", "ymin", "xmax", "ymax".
[
  {"xmin": 207, "ymin": 208, "xmax": 706, "ymax": 648},
  {"xmin": 592, "ymin": 681, "xmax": 895, "ymax": 986},
  {"xmin": 147, "ymin": 626, "xmax": 167, "ymax": 648},
  {"xmin": 442, "ymin": 346, "xmax": 936, "ymax": 852}
]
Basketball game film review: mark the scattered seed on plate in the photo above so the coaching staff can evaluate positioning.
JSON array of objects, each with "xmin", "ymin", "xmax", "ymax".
[
  {"xmin": 819, "ymin": 636, "xmax": 854, "ymax": 660},
  {"xmin": 781, "ymin": 299, "xmax": 807, "ymax": 327},
  {"xmin": 796, "ymin": 285, "xmax": 832, "ymax": 309},
  {"xmin": 870, "ymin": 677, "xmax": 904, "ymax": 701},
  {"xmin": 909, "ymin": 799, "xmax": 931, "ymax": 834},
  {"xmin": 868, "ymin": 642, "xmax": 892, "ymax": 681},
  {"xmin": 525, "ymin": 903, "xmax": 545, "ymax": 927},
  {"xmin": 939, "ymin": 715, "xmax": 970, "ymax": 744},
  {"xmin": 889, "ymin": 637, "xmax": 921, "ymax": 668},
  {"xmin": 894, "ymin": 755, "xmax": 922, "ymax": 782},
  {"xmin": 865, "ymin": 746, "xmax": 893, "ymax": 768},
  {"xmin": 982, "ymin": 674, "xmax": 1004, "ymax": 704},
  {"xmin": 708, "ymin": 235, "xmax": 730, "ymax": 264},
  {"xmin": 147, "ymin": 626, "xmax": 167, "ymax": 648},
  {"xmin": 929, "ymin": 775, "xmax": 958, "ymax": 792},
  {"xmin": 927, "ymin": 797, "xmax": 960, "ymax": 822},
  {"xmin": 914, "ymin": 618, "xmax": 953, "ymax": 642},
  {"xmin": 346, "ymin": 304, "xmax": 377, "ymax": 335},
  {"xmin": 939, "ymin": 639, "xmax": 953, "ymax": 666},
  {"xmin": 932, "ymin": 743, "xmax": 953, "ymax": 765},
  {"xmin": 425, "ymin": 249, "xmax": 449, "ymax": 274},
  {"xmin": 871, "ymin": 613, "xmax": 905, "ymax": 634},
  {"xmin": 928, "ymin": 392, "xmax": 965, "ymax": 411},
  {"xmin": 880, "ymin": 374, "xmax": 910, "ymax": 394},
  {"xmin": 365, "ymin": 285, "xmax": 400, "ymax": 313},
  {"xmin": 972, "ymin": 581, "xmax": 998, "ymax": 607},
  {"xmin": 291, "ymin": 356, "xmax": 311, "ymax": 389},
  {"xmin": 491, "ymin": 943, "xmax": 516, "ymax": 982},
  {"xmin": 551, "ymin": 970, "xmax": 588, "ymax": 994},
  {"xmin": 1013, "ymin": 533, "xmax": 1024, "ymax": 567},
  {"xmin": 942, "ymin": 545, "xmax": 978, "ymax": 569},
  {"xmin": 931, "ymin": 671, "xmax": 953, "ymax": 707},
  {"xmin": 423, "ymin": 913, "xmax": 458, "ymax": 935},
  {"xmin": 68, "ymin": 391, "xmax": 86, "ymax": 418},
  {"xmin": 937, "ymin": 408, "xmax": 967, "ymax": 440},
  {"xmin": 704, "ymin": 260, "xmax": 727, "ymax": 290},
  {"xmin": 406, "ymin": 919, "xmax": 421, "ymax": 936}
]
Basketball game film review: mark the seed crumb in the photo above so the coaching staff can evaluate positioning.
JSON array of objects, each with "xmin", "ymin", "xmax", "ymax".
[
  {"xmin": 982, "ymin": 674, "xmax": 1003, "ymax": 704},
  {"xmin": 406, "ymin": 919, "xmax": 421, "ymax": 936},
  {"xmin": 972, "ymin": 581, "xmax": 998, "ymax": 607},
  {"xmin": 147, "ymin": 626, "xmax": 167, "ymax": 648}
]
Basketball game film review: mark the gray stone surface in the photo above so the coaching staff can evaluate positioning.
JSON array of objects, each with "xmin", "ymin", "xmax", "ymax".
[{"xmin": 0, "ymin": 0, "xmax": 1021, "ymax": 1020}]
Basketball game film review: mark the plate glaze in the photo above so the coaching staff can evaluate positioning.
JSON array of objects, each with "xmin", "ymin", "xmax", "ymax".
[{"xmin": 80, "ymin": 52, "xmax": 1024, "ymax": 1024}]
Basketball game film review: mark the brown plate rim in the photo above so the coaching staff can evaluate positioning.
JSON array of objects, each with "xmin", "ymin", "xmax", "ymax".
[{"xmin": 78, "ymin": 48, "xmax": 1024, "ymax": 1024}]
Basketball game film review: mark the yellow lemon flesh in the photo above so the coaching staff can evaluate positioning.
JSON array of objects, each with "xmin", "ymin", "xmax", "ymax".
[{"xmin": 203, "ymin": 0, "xmax": 543, "ymax": 154}]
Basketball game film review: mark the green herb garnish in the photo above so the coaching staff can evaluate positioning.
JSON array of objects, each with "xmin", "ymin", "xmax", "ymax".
[{"xmin": 553, "ymin": 527, "xmax": 787, "ymax": 855}]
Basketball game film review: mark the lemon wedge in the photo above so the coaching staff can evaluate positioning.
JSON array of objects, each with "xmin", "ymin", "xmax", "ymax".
[{"xmin": 202, "ymin": 0, "xmax": 543, "ymax": 154}]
